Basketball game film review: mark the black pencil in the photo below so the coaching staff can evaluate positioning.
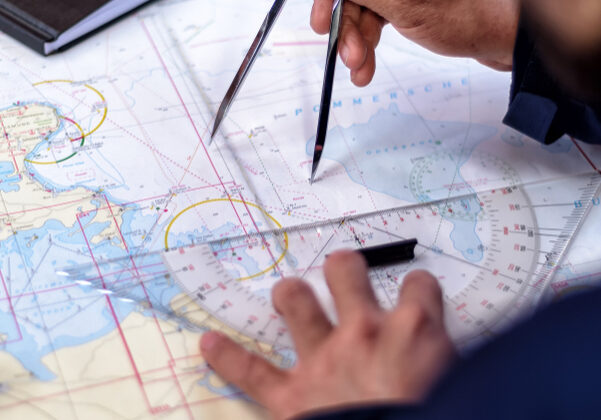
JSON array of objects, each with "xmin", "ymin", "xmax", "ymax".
[{"xmin": 357, "ymin": 239, "xmax": 418, "ymax": 268}]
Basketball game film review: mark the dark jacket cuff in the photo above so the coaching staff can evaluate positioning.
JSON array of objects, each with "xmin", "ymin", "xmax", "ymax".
[{"xmin": 504, "ymin": 19, "xmax": 601, "ymax": 143}]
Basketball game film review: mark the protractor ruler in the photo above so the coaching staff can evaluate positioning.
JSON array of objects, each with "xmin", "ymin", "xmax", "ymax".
[{"xmin": 158, "ymin": 172, "xmax": 601, "ymax": 349}]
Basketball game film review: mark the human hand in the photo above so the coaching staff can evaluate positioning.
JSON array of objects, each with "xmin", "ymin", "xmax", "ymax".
[
  {"xmin": 312, "ymin": 1, "xmax": 386, "ymax": 87},
  {"xmin": 200, "ymin": 251, "xmax": 456, "ymax": 420},
  {"xmin": 311, "ymin": 0, "xmax": 519, "ymax": 86}
]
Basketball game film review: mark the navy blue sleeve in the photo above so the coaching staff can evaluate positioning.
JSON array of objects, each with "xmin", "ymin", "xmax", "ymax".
[
  {"xmin": 303, "ymin": 288, "xmax": 601, "ymax": 420},
  {"xmin": 502, "ymin": 22, "xmax": 601, "ymax": 143}
]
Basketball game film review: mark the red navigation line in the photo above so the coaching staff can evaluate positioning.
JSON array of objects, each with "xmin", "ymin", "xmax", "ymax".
[
  {"xmin": 0, "ymin": 372, "xmax": 140, "ymax": 409},
  {"xmin": 1, "ymin": 367, "xmax": 241, "ymax": 411},
  {"xmin": 0, "ymin": 268, "xmax": 23, "ymax": 344},
  {"xmin": 0, "ymin": 196, "xmax": 91, "ymax": 218},
  {"xmin": 190, "ymin": 35, "xmax": 247, "ymax": 48},
  {"xmin": 0, "ymin": 271, "xmax": 170, "ymax": 309},
  {"xmin": 0, "ymin": 283, "xmax": 76, "ymax": 302},
  {"xmin": 103, "ymin": 195, "xmax": 164, "ymax": 316},
  {"xmin": 66, "ymin": 264, "xmax": 166, "ymax": 285},
  {"xmin": 141, "ymin": 20, "xmax": 284, "ymax": 275},
  {"xmin": 273, "ymin": 41, "xmax": 328, "ymax": 47},
  {"xmin": 103, "ymin": 195, "xmax": 194, "ymax": 419},
  {"xmin": 140, "ymin": 20, "xmax": 249, "ymax": 236},
  {"xmin": 571, "ymin": 137, "xmax": 601, "ymax": 174},
  {"xmin": 0, "ymin": 182, "xmax": 235, "ymax": 219},
  {"xmin": 0, "ymin": 48, "xmax": 242, "ymax": 203},
  {"xmin": 238, "ymin": 192, "xmax": 284, "ymax": 277},
  {"xmin": 76, "ymin": 213, "xmax": 153, "ymax": 413}
]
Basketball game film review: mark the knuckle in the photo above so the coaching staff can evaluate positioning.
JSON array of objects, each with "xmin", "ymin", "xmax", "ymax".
[
  {"xmin": 350, "ymin": 313, "xmax": 381, "ymax": 340},
  {"xmin": 324, "ymin": 250, "xmax": 366, "ymax": 273},
  {"xmin": 404, "ymin": 270, "xmax": 441, "ymax": 294},
  {"xmin": 272, "ymin": 279, "xmax": 313, "ymax": 309},
  {"xmin": 341, "ymin": 19, "xmax": 357, "ymax": 35},
  {"xmin": 239, "ymin": 352, "xmax": 268, "ymax": 387},
  {"xmin": 401, "ymin": 7, "xmax": 429, "ymax": 29},
  {"xmin": 404, "ymin": 269, "xmax": 435, "ymax": 283},
  {"xmin": 437, "ymin": 335, "xmax": 456, "ymax": 358},
  {"xmin": 397, "ymin": 302, "xmax": 430, "ymax": 332}
]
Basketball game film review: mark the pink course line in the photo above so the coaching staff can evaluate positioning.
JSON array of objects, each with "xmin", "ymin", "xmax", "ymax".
[
  {"xmin": 273, "ymin": 41, "xmax": 328, "ymax": 47},
  {"xmin": 140, "ymin": 20, "xmax": 284, "ymax": 278},
  {"xmin": 103, "ymin": 195, "xmax": 194, "ymax": 420},
  {"xmin": 76, "ymin": 213, "xmax": 154, "ymax": 413},
  {"xmin": 571, "ymin": 137, "xmax": 601, "ymax": 175},
  {"xmin": 0, "ymin": 268, "xmax": 23, "ymax": 344},
  {"xmin": 140, "ymin": 20, "xmax": 250, "ymax": 237}
]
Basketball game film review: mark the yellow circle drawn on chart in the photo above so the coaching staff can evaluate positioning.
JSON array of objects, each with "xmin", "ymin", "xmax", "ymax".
[
  {"xmin": 26, "ymin": 80, "xmax": 108, "ymax": 165},
  {"xmin": 164, "ymin": 198, "xmax": 289, "ymax": 281},
  {"xmin": 24, "ymin": 115, "xmax": 85, "ymax": 165},
  {"xmin": 32, "ymin": 79, "xmax": 108, "ymax": 139}
]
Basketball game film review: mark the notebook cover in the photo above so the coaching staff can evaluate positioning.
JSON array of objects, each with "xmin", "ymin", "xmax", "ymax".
[
  {"xmin": 0, "ymin": 0, "xmax": 145, "ymax": 54},
  {"xmin": 0, "ymin": 0, "xmax": 110, "ymax": 37}
]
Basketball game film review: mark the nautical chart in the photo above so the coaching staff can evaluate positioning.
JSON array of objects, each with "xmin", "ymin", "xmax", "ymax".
[{"xmin": 0, "ymin": 0, "xmax": 600, "ymax": 418}]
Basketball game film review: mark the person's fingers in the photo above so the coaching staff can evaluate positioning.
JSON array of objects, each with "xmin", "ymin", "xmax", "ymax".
[
  {"xmin": 323, "ymin": 250, "xmax": 379, "ymax": 324},
  {"xmin": 311, "ymin": 0, "xmax": 335, "ymax": 34},
  {"xmin": 272, "ymin": 279, "xmax": 332, "ymax": 359},
  {"xmin": 350, "ymin": 47, "xmax": 376, "ymax": 86},
  {"xmin": 379, "ymin": 272, "xmax": 445, "ymax": 364},
  {"xmin": 345, "ymin": 0, "xmax": 403, "ymax": 27},
  {"xmin": 359, "ymin": 8, "xmax": 386, "ymax": 48},
  {"xmin": 397, "ymin": 270, "xmax": 444, "ymax": 325},
  {"xmin": 338, "ymin": 2, "xmax": 367, "ymax": 70},
  {"xmin": 200, "ymin": 331, "xmax": 287, "ymax": 404},
  {"xmin": 348, "ymin": 8, "xmax": 385, "ymax": 85}
]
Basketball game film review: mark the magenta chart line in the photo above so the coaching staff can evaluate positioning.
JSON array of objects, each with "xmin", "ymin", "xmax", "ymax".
[{"xmin": 55, "ymin": 172, "xmax": 601, "ymax": 350}]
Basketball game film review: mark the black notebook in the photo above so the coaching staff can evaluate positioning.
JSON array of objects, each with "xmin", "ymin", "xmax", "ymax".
[{"xmin": 0, "ymin": 0, "xmax": 152, "ymax": 55}]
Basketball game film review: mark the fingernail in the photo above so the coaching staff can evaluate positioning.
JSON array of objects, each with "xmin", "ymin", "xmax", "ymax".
[
  {"xmin": 340, "ymin": 43, "xmax": 350, "ymax": 67},
  {"xmin": 201, "ymin": 331, "xmax": 221, "ymax": 352}
]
